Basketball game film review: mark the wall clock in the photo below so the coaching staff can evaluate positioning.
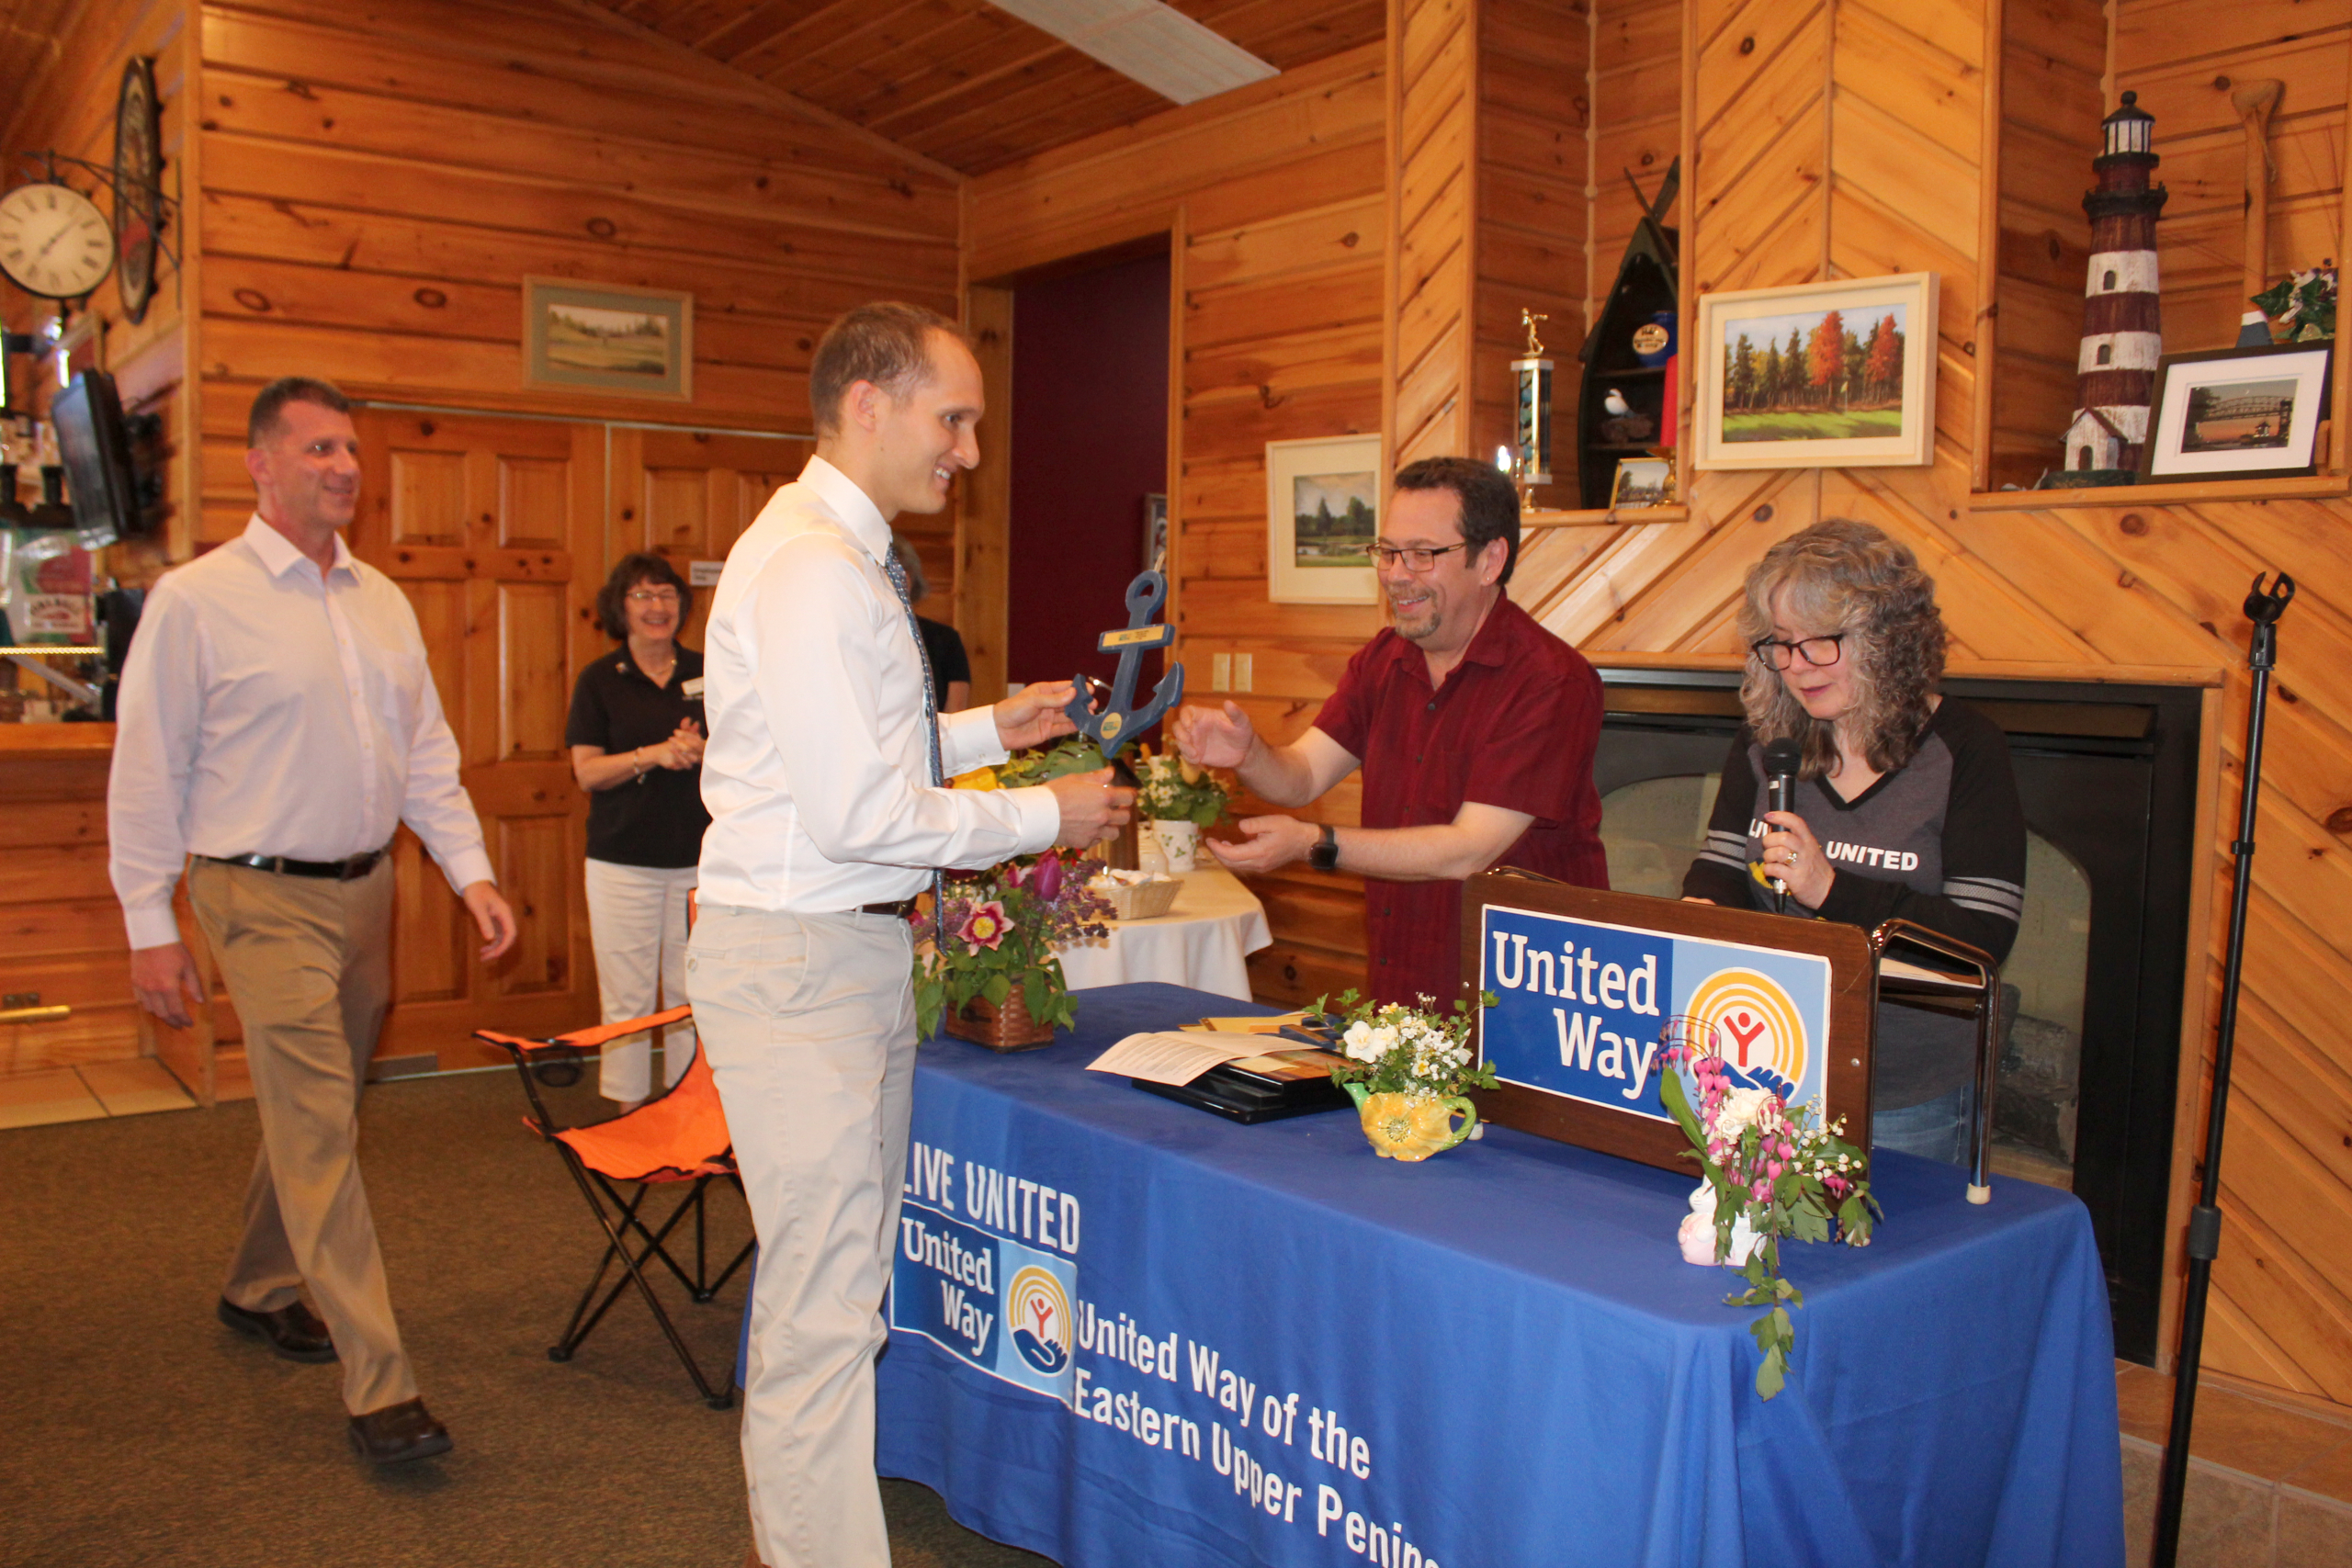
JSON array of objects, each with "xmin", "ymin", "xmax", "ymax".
[
  {"xmin": 0, "ymin": 183, "xmax": 113, "ymax": 301},
  {"xmin": 113, "ymin": 56, "xmax": 161, "ymax": 324}
]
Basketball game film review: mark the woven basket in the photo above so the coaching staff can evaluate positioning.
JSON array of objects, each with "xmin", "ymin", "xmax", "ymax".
[
  {"xmin": 1098, "ymin": 875, "xmax": 1182, "ymax": 921},
  {"xmin": 945, "ymin": 989, "xmax": 1057, "ymax": 1052}
]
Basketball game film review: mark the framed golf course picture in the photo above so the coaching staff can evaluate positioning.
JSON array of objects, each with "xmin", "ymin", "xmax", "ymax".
[{"xmin": 1692, "ymin": 272, "xmax": 1938, "ymax": 470}]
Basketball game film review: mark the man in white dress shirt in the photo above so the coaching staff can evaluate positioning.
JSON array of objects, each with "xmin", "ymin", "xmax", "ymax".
[
  {"xmin": 693, "ymin": 302, "xmax": 1130, "ymax": 1568},
  {"xmin": 108, "ymin": 377, "xmax": 517, "ymax": 1464}
]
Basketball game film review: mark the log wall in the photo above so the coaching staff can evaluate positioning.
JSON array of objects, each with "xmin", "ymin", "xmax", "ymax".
[{"xmin": 191, "ymin": 0, "xmax": 963, "ymax": 547}]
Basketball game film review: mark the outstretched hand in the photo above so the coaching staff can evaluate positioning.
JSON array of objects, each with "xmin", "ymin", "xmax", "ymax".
[
  {"xmin": 1204, "ymin": 814, "xmax": 1316, "ymax": 874},
  {"xmin": 1168, "ymin": 701, "xmax": 1256, "ymax": 770}
]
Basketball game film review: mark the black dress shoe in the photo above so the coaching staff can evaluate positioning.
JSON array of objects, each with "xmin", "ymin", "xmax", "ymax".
[
  {"xmin": 347, "ymin": 1398, "xmax": 453, "ymax": 1464},
  {"xmin": 217, "ymin": 1295, "xmax": 337, "ymax": 1363}
]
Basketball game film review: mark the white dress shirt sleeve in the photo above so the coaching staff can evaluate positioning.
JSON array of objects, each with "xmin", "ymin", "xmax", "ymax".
[
  {"xmin": 107, "ymin": 581, "xmax": 206, "ymax": 951},
  {"xmin": 390, "ymin": 600, "xmax": 496, "ymax": 895},
  {"xmin": 750, "ymin": 539, "xmax": 1059, "ymax": 869},
  {"xmin": 940, "ymin": 705, "xmax": 1012, "ymax": 778}
]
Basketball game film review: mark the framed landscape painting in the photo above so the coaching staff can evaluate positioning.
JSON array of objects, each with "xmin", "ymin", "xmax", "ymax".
[
  {"xmin": 524, "ymin": 277, "xmax": 694, "ymax": 400},
  {"xmin": 1692, "ymin": 273, "xmax": 1938, "ymax": 469},
  {"xmin": 1265, "ymin": 434, "xmax": 1382, "ymax": 604}
]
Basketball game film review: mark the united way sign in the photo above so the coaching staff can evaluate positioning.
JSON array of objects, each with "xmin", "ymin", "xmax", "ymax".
[{"xmin": 1460, "ymin": 873, "xmax": 1879, "ymax": 1169}]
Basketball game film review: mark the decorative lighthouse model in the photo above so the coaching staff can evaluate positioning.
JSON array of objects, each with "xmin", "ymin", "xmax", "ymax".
[{"xmin": 2053, "ymin": 92, "xmax": 2166, "ymax": 485}]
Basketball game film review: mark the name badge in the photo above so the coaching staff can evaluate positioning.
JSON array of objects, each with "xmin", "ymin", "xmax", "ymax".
[{"xmin": 681, "ymin": 676, "xmax": 707, "ymax": 700}]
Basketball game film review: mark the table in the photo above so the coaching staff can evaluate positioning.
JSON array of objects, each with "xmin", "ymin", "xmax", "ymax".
[
  {"xmin": 1056, "ymin": 867, "xmax": 1272, "ymax": 1001},
  {"xmin": 876, "ymin": 983, "xmax": 2124, "ymax": 1568}
]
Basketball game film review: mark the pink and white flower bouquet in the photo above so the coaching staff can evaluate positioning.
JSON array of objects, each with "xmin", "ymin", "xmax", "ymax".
[
  {"xmin": 912, "ymin": 851, "xmax": 1114, "ymax": 1040},
  {"xmin": 1659, "ymin": 1019, "xmax": 1879, "ymax": 1399}
]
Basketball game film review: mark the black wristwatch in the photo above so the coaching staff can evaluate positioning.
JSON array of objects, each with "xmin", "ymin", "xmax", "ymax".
[{"xmin": 1308, "ymin": 823, "xmax": 1340, "ymax": 872}]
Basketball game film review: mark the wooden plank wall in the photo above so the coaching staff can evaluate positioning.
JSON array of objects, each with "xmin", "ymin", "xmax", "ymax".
[
  {"xmin": 1474, "ymin": 0, "xmax": 1589, "ymax": 494},
  {"xmin": 967, "ymin": 47, "xmax": 1390, "ymax": 1007},
  {"xmin": 191, "ymin": 0, "xmax": 964, "ymax": 548},
  {"xmin": 3, "ymin": 0, "xmax": 196, "ymax": 563},
  {"xmin": 1989, "ymin": 0, "xmax": 2103, "ymax": 490},
  {"xmin": 1503, "ymin": 0, "xmax": 2352, "ymax": 1413},
  {"xmin": 0, "ymin": 0, "xmax": 195, "ymax": 1076}
]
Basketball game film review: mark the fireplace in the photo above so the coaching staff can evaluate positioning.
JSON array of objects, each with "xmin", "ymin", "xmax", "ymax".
[{"xmin": 1591, "ymin": 667, "xmax": 2202, "ymax": 1364}]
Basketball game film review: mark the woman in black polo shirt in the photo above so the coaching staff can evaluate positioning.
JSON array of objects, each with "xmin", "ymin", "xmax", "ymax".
[{"xmin": 566, "ymin": 553, "xmax": 710, "ymax": 1109}]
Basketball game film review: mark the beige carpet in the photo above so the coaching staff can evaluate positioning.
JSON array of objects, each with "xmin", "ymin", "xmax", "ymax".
[{"xmin": 0, "ymin": 1061, "xmax": 1049, "ymax": 1568}]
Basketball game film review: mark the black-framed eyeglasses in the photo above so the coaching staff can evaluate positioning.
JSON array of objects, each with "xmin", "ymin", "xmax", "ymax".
[
  {"xmin": 1372, "ymin": 543, "xmax": 1470, "ymax": 572},
  {"xmin": 1748, "ymin": 632, "xmax": 1849, "ymax": 670}
]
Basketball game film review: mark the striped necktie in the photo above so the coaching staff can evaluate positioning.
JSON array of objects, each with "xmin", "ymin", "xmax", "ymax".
[{"xmin": 883, "ymin": 548, "xmax": 946, "ymax": 935}]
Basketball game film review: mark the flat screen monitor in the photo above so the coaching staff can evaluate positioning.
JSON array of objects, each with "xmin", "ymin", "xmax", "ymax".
[{"xmin": 51, "ymin": 370, "xmax": 145, "ymax": 548}]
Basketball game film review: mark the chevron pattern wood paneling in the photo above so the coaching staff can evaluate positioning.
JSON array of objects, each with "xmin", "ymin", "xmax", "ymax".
[
  {"xmin": 1387, "ymin": 0, "xmax": 1480, "ymax": 465},
  {"xmin": 1521, "ymin": 0, "xmax": 2352, "ymax": 1410}
]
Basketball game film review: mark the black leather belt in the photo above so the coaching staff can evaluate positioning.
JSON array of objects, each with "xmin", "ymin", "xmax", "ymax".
[
  {"xmin": 857, "ymin": 898, "xmax": 916, "ymax": 918},
  {"xmin": 200, "ymin": 847, "xmax": 390, "ymax": 882}
]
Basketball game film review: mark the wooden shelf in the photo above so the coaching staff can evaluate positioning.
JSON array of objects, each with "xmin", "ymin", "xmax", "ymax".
[
  {"xmin": 1524, "ymin": 504, "xmax": 1689, "ymax": 526},
  {"xmin": 0, "ymin": 721, "xmax": 113, "ymax": 754},
  {"xmin": 1969, "ymin": 472, "xmax": 2350, "ymax": 510}
]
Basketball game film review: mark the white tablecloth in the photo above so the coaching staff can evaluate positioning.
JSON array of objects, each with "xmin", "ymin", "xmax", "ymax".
[{"xmin": 1057, "ymin": 866, "xmax": 1272, "ymax": 1001}]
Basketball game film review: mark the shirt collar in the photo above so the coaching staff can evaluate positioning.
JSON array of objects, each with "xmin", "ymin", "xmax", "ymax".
[
  {"xmin": 1457, "ymin": 591, "xmax": 1517, "ymax": 669},
  {"xmin": 242, "ymin": 513, "xmax": 356, "ymax": 581},
  {"xmin": 797, "ymin": 456, "xmax": 893, "ymax": 564}
]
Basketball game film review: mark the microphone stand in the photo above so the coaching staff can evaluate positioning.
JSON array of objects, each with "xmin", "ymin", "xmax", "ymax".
[{"xmin": 2152, "ymin": 571, "xmax": 2295, "ymax": 1568}]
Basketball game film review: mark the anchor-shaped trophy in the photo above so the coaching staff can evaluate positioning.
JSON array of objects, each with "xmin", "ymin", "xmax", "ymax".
[{"xmin": 1064, "ymin": 564, "xmax": 1184, "ymax": 761}]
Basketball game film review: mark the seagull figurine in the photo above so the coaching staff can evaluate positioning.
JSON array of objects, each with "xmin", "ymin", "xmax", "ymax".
[{"xmin": 1603, "ymin": 389, "xmax": 1633, "ymax": 417}]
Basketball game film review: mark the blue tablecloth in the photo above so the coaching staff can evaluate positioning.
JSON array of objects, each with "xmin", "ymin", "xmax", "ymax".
[{"xmin": 875, "ymin": 983, "xmax": 2123, "ymax": 1568}]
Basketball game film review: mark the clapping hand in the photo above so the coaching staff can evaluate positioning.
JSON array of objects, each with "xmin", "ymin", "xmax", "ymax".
[{"xmin": 1167, "ymin": 702, "xmax": 1256, "ymax": 770}]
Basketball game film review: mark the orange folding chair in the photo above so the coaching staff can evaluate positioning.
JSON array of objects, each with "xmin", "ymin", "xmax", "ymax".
[{"xmin": 476, "ymin": 1006, "xmax": 752, "ymax": 1408}]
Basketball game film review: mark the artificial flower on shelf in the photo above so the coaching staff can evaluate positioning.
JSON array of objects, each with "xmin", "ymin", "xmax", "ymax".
[
  {"xmin": 2253, "ymin": 263, "xmax": 2337, "ymax": 342},
  {"xmin": 1658, "ymin": 1021, "xmax": 1880, "ymax": 1399},
  {"xmin": 913, "ymin": 849, "xmax": 1114, "ymax": 1048},
  {"xmin": 1317, "ymin": 988, "xmax": 1498, "ymax": 1161}
]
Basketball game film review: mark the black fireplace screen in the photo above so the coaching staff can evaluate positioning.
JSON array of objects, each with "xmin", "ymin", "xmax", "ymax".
[{"xmin": 1591, "ymin": 669, "xmax": 2201, "ymax": 1364}]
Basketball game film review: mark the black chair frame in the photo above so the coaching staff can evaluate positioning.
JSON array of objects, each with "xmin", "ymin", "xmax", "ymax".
[{"xmin": 485, "ymin": 1030, "xmax": 753, "ymax": 1410}]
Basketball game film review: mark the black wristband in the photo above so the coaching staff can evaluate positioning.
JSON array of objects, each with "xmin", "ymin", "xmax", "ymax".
[{"xmin": 1308, "ymin": 823, "xmax": 1340, "ymax": 872}]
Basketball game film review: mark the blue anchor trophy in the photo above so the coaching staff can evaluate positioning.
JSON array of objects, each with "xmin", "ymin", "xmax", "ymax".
[{"xmin": 1063, "ymin": 566, "xmax": 1184, "ymax": 761}]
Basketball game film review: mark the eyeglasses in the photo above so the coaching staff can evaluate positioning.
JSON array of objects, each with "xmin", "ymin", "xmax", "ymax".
[
  {"xmin": 1748, "ymin": 633, "xmax": 1849, "ymax": 670},
  {"xmin": 1372, "ymin": 543, "xmax": 1470, "ymax": 572},
  {"xmin": 626, "ymin": 587, "xmax": 682, "ymax": 605}
]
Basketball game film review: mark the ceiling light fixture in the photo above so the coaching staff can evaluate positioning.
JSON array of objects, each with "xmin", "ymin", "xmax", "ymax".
[{"xmin": 987, "ymin": 0, "xmax": 1278, "ymax": 105}]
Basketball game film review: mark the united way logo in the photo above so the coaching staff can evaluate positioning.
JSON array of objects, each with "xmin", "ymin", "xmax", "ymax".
[
  {"xmin": 1007, "ymin": 1265, "xmax": 1071, "ymax": 1374},
  {"xmin": 1686, "ymin": 967, "xmax": 1808, "ymax": 1099}
]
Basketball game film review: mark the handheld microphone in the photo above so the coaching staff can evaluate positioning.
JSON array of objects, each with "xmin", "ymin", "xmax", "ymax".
[{"xmin": 1762, "ymin": 738, "xmax": 1801, "ymax": 915}]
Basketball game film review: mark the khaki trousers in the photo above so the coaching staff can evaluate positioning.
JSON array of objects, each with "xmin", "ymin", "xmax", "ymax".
[
  {"xmin": 686, "ymin": 903, "xmax": 918, "ymax": 1568},
  {"xmin": 188, "ymin": 856, "xmax": 415, "ymax": 1417}
]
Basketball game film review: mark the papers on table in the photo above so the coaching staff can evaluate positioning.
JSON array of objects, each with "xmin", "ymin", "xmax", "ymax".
[
  {"xmin": 1086, "ymin": 1032, "xmax": 1262, "ymax": 1086},
  {"xmin": 1192, "ymin": 1011, "xmax": 1311, "ymax": 1034}
]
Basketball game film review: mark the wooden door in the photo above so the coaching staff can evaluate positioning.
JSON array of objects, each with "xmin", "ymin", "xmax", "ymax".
[
  {"xmin": 607, "ymin": 427, "xmax": 808, "ymax": 646},
  {"xmin": 354, "ymin": 408, "xmax": 605, "ymax": 1064}
]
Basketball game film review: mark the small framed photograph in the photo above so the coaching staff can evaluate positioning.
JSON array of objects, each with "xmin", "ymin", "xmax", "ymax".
[
  {"xmin": 1265, "ymin": 434, "xmax": 1382, "ymax": 604},
  {"xmin": 1609, "ymin": 457, "xmax": 1672, "ymax": 509},
  {"xmin": 2141, "ymin": 342, "xmax": 2332, "ymax": 481},
  {"xmin": 1692, "ymin": 272, "xmax": 1939, "ymax": 470},
  {"xmin": 523, "ymin": 276, "xmax": 693, "ymax": 400}
]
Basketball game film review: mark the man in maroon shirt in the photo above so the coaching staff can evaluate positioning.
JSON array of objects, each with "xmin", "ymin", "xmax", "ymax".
[{"xmin": 1170, "ymin": 456, "xmax": 1608, "ymax": 1007}]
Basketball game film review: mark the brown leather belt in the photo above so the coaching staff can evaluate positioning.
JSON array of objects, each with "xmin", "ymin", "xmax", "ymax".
[
  {"xmin": 857, "ymin": 898, "xmax": 917, "ymax": 918},
  {"xmin": 200, "ymin": 847, "xmax": 390, "ymax": 882}
]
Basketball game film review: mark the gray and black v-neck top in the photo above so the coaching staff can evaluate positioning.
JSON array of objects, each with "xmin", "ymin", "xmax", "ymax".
[{"xmin": 1683, "ymin": 699, "xmax": 2027, "ymax": 1107}]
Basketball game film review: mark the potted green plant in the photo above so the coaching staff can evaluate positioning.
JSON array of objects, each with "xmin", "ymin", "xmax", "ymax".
[{"xmin": 1133, "ymin": 744, "xmax": 1230, "ymax": 873}]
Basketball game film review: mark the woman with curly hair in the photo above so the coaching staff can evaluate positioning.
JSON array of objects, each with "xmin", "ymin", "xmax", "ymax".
[{"xmin": 1682, "ymin": 518, "xmax": 2027, "ymax": 1162}]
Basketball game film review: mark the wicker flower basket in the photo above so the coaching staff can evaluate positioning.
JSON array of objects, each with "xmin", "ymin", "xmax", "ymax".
[
  {"xmin": 945, "ymin": 988, "xmax": 1057, "ymax": 1051},
  {"xmin": 1095, "ymin": 875, "xmax": 1182, "ymax": 921}
]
